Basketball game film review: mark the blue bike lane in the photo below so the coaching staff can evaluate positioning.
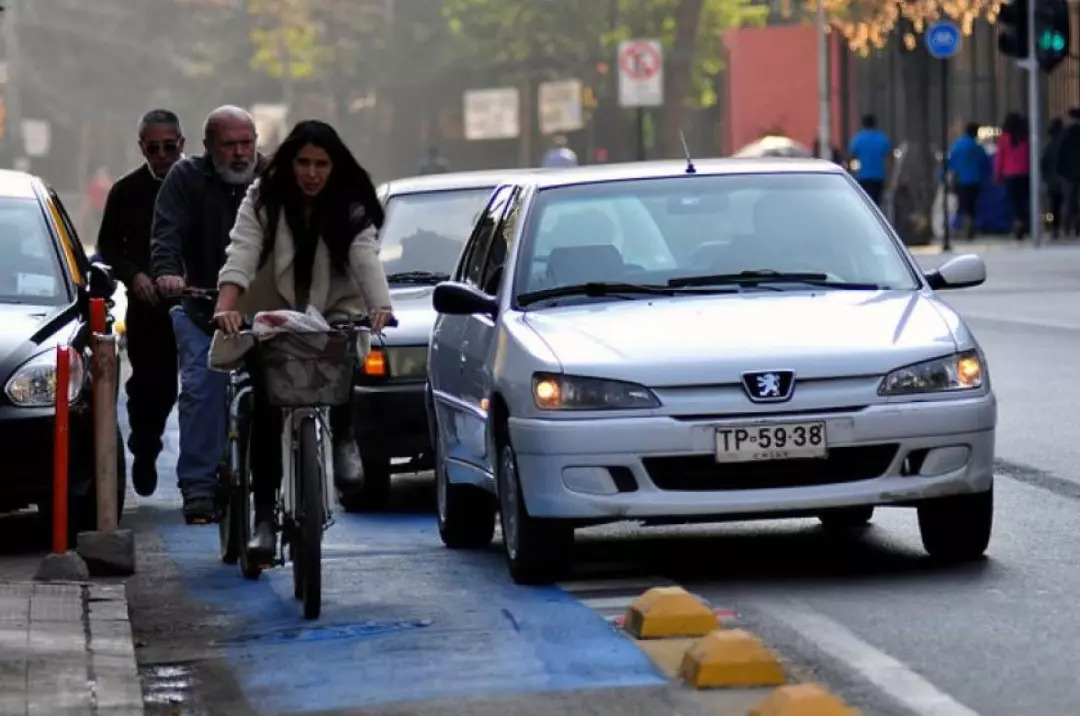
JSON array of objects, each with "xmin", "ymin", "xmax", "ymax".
[{"xmin": 129, "ymin": 409, "xmax": 667, "ymax": 713}]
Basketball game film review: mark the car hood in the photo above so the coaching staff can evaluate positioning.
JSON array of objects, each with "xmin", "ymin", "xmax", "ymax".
[
  {"xmin": 383, "ymin": 285, "xmax": 437, "ymax": 346},
  {"xmin": 521, "ymin": 290, "xmax": 960, "ymax": 385},
  {"xmin": 0, "ymin": 302, "xmax": 76, "ymax": 379}
]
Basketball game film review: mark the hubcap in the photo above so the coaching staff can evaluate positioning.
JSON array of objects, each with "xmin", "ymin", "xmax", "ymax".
[{"xmin": 499, "ymin": 446, "xmax": 520, "ymax": 560}]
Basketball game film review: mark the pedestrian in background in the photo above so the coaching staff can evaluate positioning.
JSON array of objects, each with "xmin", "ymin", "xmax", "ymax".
[
  {"xmin": 847, "ymin": 114, "xmax": 892, "ymax": 207},
  {"xmin": 1054, "ymin": 107, "xmax": 1080, "ymax": 237},
  {"xmin": 150, "ymin": 105, "xmax": 264, "ymax": 524},
  {"xmin": 1042, "ymin": 117, "xmax": 1065, "ymax": 238},
  {"xmin": 944, "ymin": 122, "xmax": 991, "ymax": 240},
  {"xmin": 97, "ymin": 109, "xmax": 186, "ymax": 497},
  {"xmin": 542, "ymin": 135, "xmax": 578, "ymax": 168},
  {"xmin": 994, "ymin": 112, "xmax": 1031, "ymax": 240}
]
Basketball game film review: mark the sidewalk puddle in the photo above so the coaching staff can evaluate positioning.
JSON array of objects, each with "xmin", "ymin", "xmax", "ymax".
[
  {"xmin": 141, "ymin": 662, "xmax": 206, "ymax": 714},
  {"xmin": 215, "ymin": 618, "xmax": 432, "ymax": 647}
]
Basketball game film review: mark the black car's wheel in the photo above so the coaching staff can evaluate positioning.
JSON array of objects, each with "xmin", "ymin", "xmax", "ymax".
[
  {"xmin": 338, "ymin": 456, "xmax": 392, "ymax": 513},
  {"xmin": 297, "ymin": 416, "xmax": 323, "ymax": 620},
  {"xmin": 496, "ymin": 432, "xmax": 573, "ymax": 585},
  {"xmin": 918, "ymin": 487, "xmax": 993, "ymax": 562},
  {"xmin": 819, "ymin": 506, "xmax": 874, "ymax": 530},
  {"xmin": 62, "ymin": 427, "xmax": 128, "ymax": 542}
]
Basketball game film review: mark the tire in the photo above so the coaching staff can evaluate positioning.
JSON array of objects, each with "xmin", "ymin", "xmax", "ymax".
[
  {"xmin": 918, "ymin": 487, "xmax": 993, "ymax": 562},
  {"xmin": 218, "ymin": 401, "xmax": 250, "ymax": 566},
  {"xmin": 237, "ymin": 428, "xmax": 262, "ymax": 581},
  {"xmin": 338, "ymin": 456, "xmax": 392, "ymax": 513},
  {"xmin": 819, "ymin": 506, "xmax": 874, "ymax": 530},
  {"xmin": 297, "ymin": 416, "xmax": 323, "ymax": 620},
  {"xmin": 435, "ymin": 438, "xmax": 496, "ymax": 549},
  {"xmin": 496, "ymin": 436, "xmax": 573, "ymax": 585}
]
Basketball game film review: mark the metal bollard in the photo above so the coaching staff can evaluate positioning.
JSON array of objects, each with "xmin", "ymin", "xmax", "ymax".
[
  {"xmin": 92, "ymin": 333, "xmax": 119, "ymax": 531},
  {"xmin": 52, "ymin": 346, "xmax": 70, "ymax": 553}
]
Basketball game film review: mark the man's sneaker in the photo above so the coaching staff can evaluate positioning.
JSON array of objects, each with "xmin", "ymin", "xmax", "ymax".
[
  {"xmin": 333, "ymin": 439, "xmax": 365, "ymax": 489},
  {"xmin": 183, "ymin": 496, "xmax": 216, "ymax": 525},
  {"xmin": 132, "ymin": 456, "xmax": 158, "ymax": 497}
]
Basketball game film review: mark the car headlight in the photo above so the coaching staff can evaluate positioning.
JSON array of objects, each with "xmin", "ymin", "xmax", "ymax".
[
  {"xmin": 878, "ymin": 351, "xmax": 984, "ymax": 396},
  {"xmin": 532, "ymin": 373, "xmax": 660, "ymax": 410},
  {"xmin": 4, "ymin": 349, "xmax": 85, "ymax": 407},
  {"xmin": 386, "ymin": 346, "xmax": 428, "ymax": 379}
]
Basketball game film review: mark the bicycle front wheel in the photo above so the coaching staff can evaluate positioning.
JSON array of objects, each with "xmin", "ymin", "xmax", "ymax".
[{"xmin": 296, "ymin": 416, "xmax": 324, "ymax": 619}]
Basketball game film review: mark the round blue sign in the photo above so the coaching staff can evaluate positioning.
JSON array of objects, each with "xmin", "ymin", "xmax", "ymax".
[{"xmin": 926, "ymin": 20, "xmax": 962, "ymax": 59}]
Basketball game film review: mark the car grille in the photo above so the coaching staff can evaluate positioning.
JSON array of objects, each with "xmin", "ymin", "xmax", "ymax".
[{"xmin": 642, "ymin": 444, "xmax": 899, "ymax": 491}]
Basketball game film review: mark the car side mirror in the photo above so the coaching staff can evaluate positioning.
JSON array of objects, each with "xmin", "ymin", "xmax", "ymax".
[
  {"xmin": 433, "ymin": 281, "xmax": 498, "ymax": 317},
  {"xmin": 924, "ymin": 253, "xmax": 985, "ymax": 290},
  {"xmin": 88, "ymin": 262, "xmax": 117, "ymax": 299}
]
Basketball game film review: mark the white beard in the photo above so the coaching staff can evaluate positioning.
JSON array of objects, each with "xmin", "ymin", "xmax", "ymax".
[{"xmin": 212, "ymin": 156, "xmax": 255, "ymax": 185}]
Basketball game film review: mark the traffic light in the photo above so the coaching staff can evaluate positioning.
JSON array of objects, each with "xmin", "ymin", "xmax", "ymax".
[
  {"xmin": 998, "ymin": 0, "xmax": 1029, "ymax": 58},
  {"xmin": 1035, "ymin": 0, "xmax": 1070, "ymax": 72}
]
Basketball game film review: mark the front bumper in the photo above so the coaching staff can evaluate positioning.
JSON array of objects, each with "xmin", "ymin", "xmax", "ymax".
[
  {"xmin": 0, "ymin": 402, "xmax": 96, "ymax": 510},
  {"xmin": 508, "ymin": 393, "xmax": 996, "ymax": 520},
  {"xmin": 352, "ymin": 381, "xmax": 431, "ymax": 463}
]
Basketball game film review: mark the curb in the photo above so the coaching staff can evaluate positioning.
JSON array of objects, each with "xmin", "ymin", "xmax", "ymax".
[{"xmin": 620, "ymin": 586, "xmax": 859, "ymax": 715}]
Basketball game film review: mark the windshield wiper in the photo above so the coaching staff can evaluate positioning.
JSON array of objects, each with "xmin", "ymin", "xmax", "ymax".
[
  {"xmin": 387, "ymin": 270, "xmax": 450, "ymax": 285},
  {"xmin": 518, "ymin": 281, "xmax": 732, "ymax": 307},
  {"xmin": 668, "ymin": 270, "xmax": 885, "ymax": 290}
]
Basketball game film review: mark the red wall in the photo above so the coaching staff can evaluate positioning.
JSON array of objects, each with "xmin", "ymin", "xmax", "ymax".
[{"xmin": 723, "ymin": 24, "xmax": 849, "ymax": 154}]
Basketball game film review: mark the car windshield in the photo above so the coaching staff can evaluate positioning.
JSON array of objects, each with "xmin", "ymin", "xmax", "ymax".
[
  {"xmin": 0, "ymin": 197, "xmax": 66, "ymax": 305},
  {"xmin": 515, "ymin": 172, "xmax": 919, "ymax": 303},
  {"xmin": 379, "ymin": 187, "xmax": 494, "ymax": 281}
]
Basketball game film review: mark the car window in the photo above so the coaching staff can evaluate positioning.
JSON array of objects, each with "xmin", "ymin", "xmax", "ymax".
[
  {"xmin": 516, "ymin": 172, "xmax": 918, "ymax": 299},
  {"xmin": 458, "ymin": 185, "xmax": 514, "ymax": 287},
  {"xmin": 379, "ymin": 187, "xmax": 495, "ymax": 278},
  {"xmin": 479, "ymin": 189, "xmax": 523, "ymax": 296},
  {"xmin": 0, "ymin": 197, "xmax": 69, "ymax": 305}
]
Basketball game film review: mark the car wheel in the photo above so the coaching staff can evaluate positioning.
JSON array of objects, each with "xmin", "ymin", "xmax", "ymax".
[
  {"xmin": 819, "ymin": 506, "xmax": 874, "ymax": 530},
  {"xmin": 496, "ymin": 437, "xmax": 573, "ymax": 585},
  {"xmin": 338, "ymin": 456, "xmax": 391, "ymax": 513},
  {"xmin": 435, "ymin": 442, "xmax": 496, "ymax": 549},
  {"xmin": 917, "ymin": 487, "xmax": 993, "ymax": 562}
]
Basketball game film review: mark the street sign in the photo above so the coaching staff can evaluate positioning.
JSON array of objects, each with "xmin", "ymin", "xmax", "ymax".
[
  {"xmin": 463, "ymin": 87, "xmax": 520, "ymax": 141},
  {"xmin": 538, "ymin": 79, "xmax": 584, "ymax": 135},
  {"xmin": 926, "ymin": 20, "xmax": 962, "ymax": 59},
  {"xmin": 618, "ymin": 39, "xmax": 664, "ymax": 107}
]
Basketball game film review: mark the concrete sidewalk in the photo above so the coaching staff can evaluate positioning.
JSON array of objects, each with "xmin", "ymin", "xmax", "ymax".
[{"xmin": 0, "ymin": 581, "xmax": 143, "ymax": 715}]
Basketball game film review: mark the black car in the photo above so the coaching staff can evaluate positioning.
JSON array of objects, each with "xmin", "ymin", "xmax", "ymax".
[{"xmin": 0, "ymin": 169, "xmax": 125, "ymax": 538}]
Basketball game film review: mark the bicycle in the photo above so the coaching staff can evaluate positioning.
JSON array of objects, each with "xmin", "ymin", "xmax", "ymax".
[{"xmin": 176, "ymin": 287, "xmax": 395, "ymax": 620}]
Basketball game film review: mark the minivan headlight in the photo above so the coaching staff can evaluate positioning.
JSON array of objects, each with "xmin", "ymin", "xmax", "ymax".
[
  {"xmin": 5, "ymin": 349, "xmax": 85, "ymax": 407},
  {"xmin": 532, "ymin": 373, "xmax": 659, "ymax": 410},
  {"xmin": 879, "ymin": 351, "xmax": 983, "ymax": 396}
]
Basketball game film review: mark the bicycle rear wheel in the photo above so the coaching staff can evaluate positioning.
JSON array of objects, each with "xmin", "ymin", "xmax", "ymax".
[
  {"xmin": 236, "ymin": 410, "xmax": 262, "ymax": 581},
  {"xmin": 296, "ymin": 416, "xmax": 323, "ymax": 619}
]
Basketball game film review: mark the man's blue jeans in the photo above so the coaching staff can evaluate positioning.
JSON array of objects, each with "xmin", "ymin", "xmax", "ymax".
[{"xmin": 170, "ymin": 306, "xmax": 228, "ymax": 500}]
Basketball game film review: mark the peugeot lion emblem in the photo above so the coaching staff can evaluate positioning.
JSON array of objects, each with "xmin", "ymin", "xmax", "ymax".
[{"xmin": 741, "ymin": 370, "xmax": 796, "ymax": 403}]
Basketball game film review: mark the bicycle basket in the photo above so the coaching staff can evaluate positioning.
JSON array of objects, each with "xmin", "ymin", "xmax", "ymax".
[{"xmin": 256, "ymin": 330, "xmax": 357, "ymax": 407}]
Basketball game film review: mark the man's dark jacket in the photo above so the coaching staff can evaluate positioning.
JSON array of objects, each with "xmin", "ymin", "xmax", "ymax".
[
  {"xmin": 150, "ymin": 153, "xmax": 263, "ymax": 326},
  {"xmin": 97, "ymin": 164, "xmax": 162, "ymax": 287}
]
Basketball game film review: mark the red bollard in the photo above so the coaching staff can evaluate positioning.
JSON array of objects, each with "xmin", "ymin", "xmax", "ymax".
[
  {"xmin": 90, "ymin": 297, "xmax": 106, "ymax": 335},
  {"xmin": 52, "ymin": 346, "xmax": 70, "ymax": 553}
]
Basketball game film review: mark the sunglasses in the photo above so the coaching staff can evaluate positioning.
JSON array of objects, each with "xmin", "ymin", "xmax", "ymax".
[{"xmin": 143, "ymin": 141, "xmax": 180, "ymax": 155}]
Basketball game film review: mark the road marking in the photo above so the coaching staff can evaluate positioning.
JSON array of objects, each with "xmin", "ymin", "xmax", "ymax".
[
  {"xmin": 761, "ymin": 600, "xmax": 979, "ymax": 716},
  {"xmin": 559, "ymin": 577, "xmax": 676, "ymax": 593},
  {"xmin": 578, "ymin": 596, "xmax": 637, "ymax": 611},
  {"xmin": 960, "ymin": 312, "xmax": 1080, "ymax": 332}
]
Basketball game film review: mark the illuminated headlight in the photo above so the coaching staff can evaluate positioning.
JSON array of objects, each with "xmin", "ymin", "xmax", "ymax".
[
  {"xmin": 532, "ymin": 373, "xmax": 660, "ymax": 410},
  {"xmin": 4, "ymin": 349, "xmax": 85, "ymax": 407},
  {"xmin": 386, "ymin": 346, "xmax": 428, "ymax": 379},
  {"xmin": 878, "ymin": 351, "xmax": 984, "ymax": 396}
]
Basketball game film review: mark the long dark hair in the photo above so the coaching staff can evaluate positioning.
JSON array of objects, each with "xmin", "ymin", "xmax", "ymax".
[
  {"xmin": 1002, "ymin": 112, "xmax": 1028, "ymax": 146},
  {"xmin": 255, "ymin": 120, "xmax": 384, "ymax": 272}
]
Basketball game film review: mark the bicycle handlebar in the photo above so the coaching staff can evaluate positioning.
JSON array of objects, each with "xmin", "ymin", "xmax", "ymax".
[{"xmin": 165, "ymin": 287, "xmax": 399, "ymax": 330}]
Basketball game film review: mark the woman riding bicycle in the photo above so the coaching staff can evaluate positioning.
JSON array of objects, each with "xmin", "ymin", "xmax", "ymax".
[{"xmin": 211, "ymin": 120, "xmax": 394, "ymax": 559}]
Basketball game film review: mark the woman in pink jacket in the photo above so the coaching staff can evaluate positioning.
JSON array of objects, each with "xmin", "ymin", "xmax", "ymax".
[{"xmin": 994, "ymin": 112, "xmax": 1031, "ymax": 239}]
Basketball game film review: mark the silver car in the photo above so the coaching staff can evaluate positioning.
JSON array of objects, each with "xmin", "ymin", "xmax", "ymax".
[
  {"xmin": 341, "ymin": 169, "xmax": 538, "ymax": 510},
  {"xmin": 427, "ymin": 158, "xmax": 996, "ymax": 584}
]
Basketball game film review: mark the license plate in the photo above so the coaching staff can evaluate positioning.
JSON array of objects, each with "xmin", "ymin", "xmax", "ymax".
[{"xmin": 715, "ymin": 422, "xmax": 828, "ymax": 463}]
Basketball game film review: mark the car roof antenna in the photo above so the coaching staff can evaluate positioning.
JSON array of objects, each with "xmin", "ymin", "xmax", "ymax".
[{"xmin": 680, "ymin": 131, "xmax": 697, "ymax": 174}]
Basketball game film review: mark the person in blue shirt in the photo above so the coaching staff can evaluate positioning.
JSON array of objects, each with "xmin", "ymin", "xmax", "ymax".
[
  {"xmin": 542, "ymin": 135, "xmax": 579, "ymax": 168},
  {"xmin": 945, "ymin": 122, "xmax": 991, "ymax": 239},
  {"xmin": 848, "ymin": 114, "xmax": 892, "ymax": 207}
]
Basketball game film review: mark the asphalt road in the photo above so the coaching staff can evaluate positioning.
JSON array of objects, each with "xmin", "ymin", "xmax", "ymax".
[{"xmin": 4, "ymin": 242, "xmax": 1077, "ymax": 715}]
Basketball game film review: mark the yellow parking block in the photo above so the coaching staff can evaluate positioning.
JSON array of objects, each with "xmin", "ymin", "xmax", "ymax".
[
  {"xmin": 748, "ymin": 683, "xmax": 860, "ymax": 715},
  {"xmin": 622, "ymin": 586, "xmax": 718, "ymax": 639},
  {"xmin": 679, "ymin": 629, "xmax": 786, "ymax": 689}
]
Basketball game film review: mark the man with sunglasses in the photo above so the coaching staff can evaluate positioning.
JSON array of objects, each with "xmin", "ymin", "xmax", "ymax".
[{"xmin": 97, "ymin": 109, "xmax": 187, "ymax": 498}]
